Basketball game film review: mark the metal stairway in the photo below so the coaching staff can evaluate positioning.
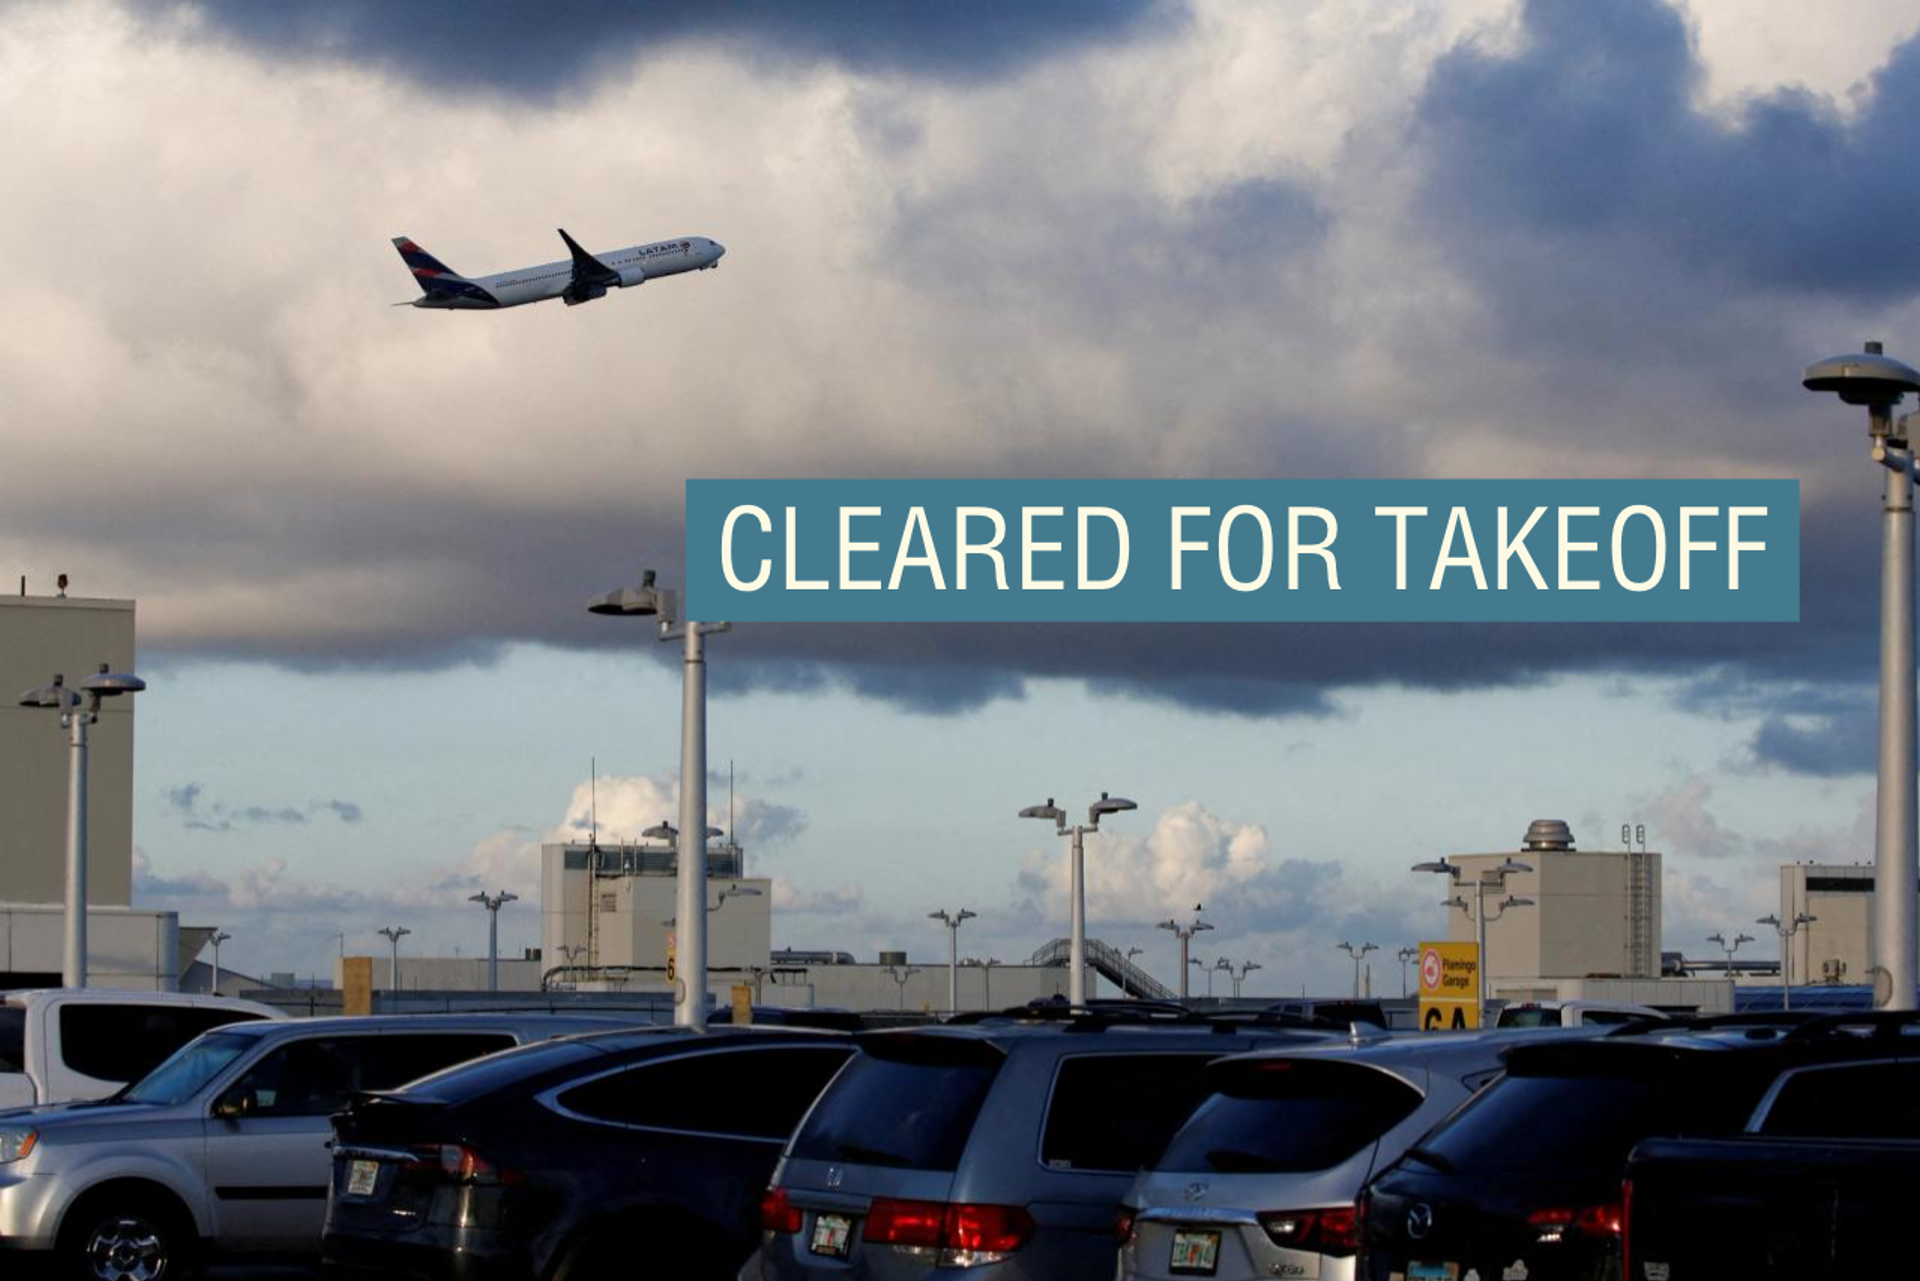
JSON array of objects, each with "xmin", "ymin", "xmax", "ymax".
[{"xmin": 1029, "ymin": 937, "xmax": 1175, "ymax": 1000}]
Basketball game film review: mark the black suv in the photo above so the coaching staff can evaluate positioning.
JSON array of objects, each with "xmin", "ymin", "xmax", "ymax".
[
  {"xmin": 1358, "ymin": 1013, "xmax": 1908, "ymax": 1281},
  {"xmin": 321, "ymin": 1026, "xmax": 854, "ymax": 1281}
]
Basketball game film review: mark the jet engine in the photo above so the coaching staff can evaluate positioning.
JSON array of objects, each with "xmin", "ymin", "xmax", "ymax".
[{"xmin": 616, "ymin": 264, "xmax": 647, "ymax": 288}]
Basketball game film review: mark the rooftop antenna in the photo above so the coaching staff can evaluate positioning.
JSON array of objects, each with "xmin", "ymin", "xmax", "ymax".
[
  {"xmin": 56, "ymin": 573, "xmax": 68, "ymax": 598},
  {"xmin": 589, "ymin": 756, "xmax": 598, "ymax": 849},
  {"xmin": 729, "ymin": 758, "xmax": 735, "ymax": 842}
]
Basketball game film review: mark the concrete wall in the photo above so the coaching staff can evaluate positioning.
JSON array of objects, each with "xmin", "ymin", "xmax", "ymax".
[
  {"xmin": 333, "ymin": 956, "xmax": 546, "ymax": 992},
  {"xmin": 789, "ymin": 962, "xmax": 1080, "ymax": 1013},
  {"xmin": 540, "ymin": 843, "xmax": 770, "ymax": 978},
  {"xmin": 1489, "ymin": 975, "xmax": 1733, "ymax": 1015},
  {"xmin": 0, "ymin": 903, "xmax": 180, "ymax": 990},
  {"xmin": 0, "ymin": 596, "xmax": 136, "ymax": 907},
  {"xmin": 1783, "ymin": 865, "xmax": 1875, "ymax": 986},
  {"xmin": 1448, "ymin": 848, "xmax": 1661, "ymax": 981}
]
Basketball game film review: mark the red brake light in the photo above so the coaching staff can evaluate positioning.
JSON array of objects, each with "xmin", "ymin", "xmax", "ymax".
[
  {"xmin": 946, "ymin": 1203, "xmax": 1034, "ymax": 1255},
  {"xmin": 1257, "ymin": 1205, "xmax": 1359, "ymax": 1257},
  {"xmin": 866, "ymin": 1197, "xmax": 947, "ymax": 1248},
  {"xmin": 406, "ymin": 1144, "xmax": 523, "ymax": 1186},
  {"xmin": 1527, "ymin": 1200, "xmax": 1624, "ymax": 1243},
  {"xmin": 760, "ymin": 1187, "xmax": 802, "ymax": 1234},
  {"xmin": 1113, "ymin": 1208, "xmax": 1136, "ymax": 1244},
  {"xmin": 865, "ymin": 1198, "xmax": 1034, "ymax": 1258}
]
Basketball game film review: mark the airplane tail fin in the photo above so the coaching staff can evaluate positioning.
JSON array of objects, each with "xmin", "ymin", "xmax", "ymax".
[{"xmin": 391, "ymin": 236, "xmax": 464, "ymax": 292}]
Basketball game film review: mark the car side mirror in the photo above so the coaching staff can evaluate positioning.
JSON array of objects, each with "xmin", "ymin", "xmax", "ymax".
[{"xmin": 211, "ymin": 1088, "xmax": 255, "ymax": 1121}]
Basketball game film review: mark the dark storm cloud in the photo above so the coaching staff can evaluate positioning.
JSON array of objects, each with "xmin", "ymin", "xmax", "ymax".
[
  {"xmin": 163, "ymin": 782, "xmax": 367, "ymax": 832},
  {"xmin": 176, "ymin": 0, "xmax": 1171, "ymax": 94}
]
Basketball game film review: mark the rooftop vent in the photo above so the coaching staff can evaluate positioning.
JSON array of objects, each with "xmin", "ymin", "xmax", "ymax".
[{"xmin": 1522, "ymin": 819, "xmax": 1575, "ymax": 852}]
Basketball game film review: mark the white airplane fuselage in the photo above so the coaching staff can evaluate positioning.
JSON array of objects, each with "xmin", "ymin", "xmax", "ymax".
[{"xmin": 400, "ymin": 235, "xmax": 725, "ymax": 310}]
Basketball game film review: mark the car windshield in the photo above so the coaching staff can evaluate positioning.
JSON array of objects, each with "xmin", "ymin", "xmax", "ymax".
[
  {"xmin": 121, "ymin": 1032, "xmax": 252, "ymax": 1106},
  {"xmin": 1159, "ymin": 1059, "xmax": 1424, "ymax": 1174},
  {"xmin": 0, "ymin": 1008, "xmax": 24, "ymax": 1073},
  {"xmin": 1496, "ymin": 1008, "xmax": 1557, "ymax": 1028}
]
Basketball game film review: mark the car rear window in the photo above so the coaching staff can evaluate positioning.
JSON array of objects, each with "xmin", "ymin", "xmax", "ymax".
[
  {"xmin": 1417, "ymin": 1066, "xmax": 1760, "ymax": 1172},
  {"xmin": 59, "ymin": 1004, "xmax": 270, "ymax": 1084},
  {"xmin": 0, "ymin": 1008, "xmax": 24, "ymax": 1073},
  {"xmin": 1496, "ymin": 1007, "xmax": 1558, "ymax": 1028},
  {"xmin": 790, "ymin": 1038, "xmax": 1002, "ymax": 1171},
  {"xmin": 1040, "ymin": 1053, "xmax": 1222, "ymax": 1172},
  {"xmin": 1158, "ymin": 1059, "xmax": 1424, "ymax": 1174},
  {"xmin": 401, "ymin": 1038, "xmax": 609, "ymax": 1102}
]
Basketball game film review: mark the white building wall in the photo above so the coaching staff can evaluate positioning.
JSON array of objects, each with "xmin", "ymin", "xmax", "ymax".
[{"xmin": 0, "ymin": 903, "xmax": 180, "ymax": 990}]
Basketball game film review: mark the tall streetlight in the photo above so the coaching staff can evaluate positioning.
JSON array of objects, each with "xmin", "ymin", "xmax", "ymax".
[
  {"xmin": 1415, "ymin": 858, "xmax": 1533, "ymax": 1022},
  {"xmin": 19, "ymin": 666, "xmax": 146, "ymax": 988},
  {"xmin": 377, "ymin": 926, "xmax": 410, "ymax": 991},
  {"xmin": 209, "ymin": 930, "xmax": 232, "ymax": 995},
  {"xmin": 978, "ymin": 956, "xmax": 1001, "ymax": 1008},
  {"xmin": 1210, "ymin": 957, "xmax": 1234, "ymax": 998},
  {"xmin": 590, "ymin": 569, "xmax": 732, "ymax": 1029},
  {"xmin": 1758, "ymin": 913, "xmax": 1818, "ymax": 1010},
  {"xmin": 1020, "ymin": 792, "xmax": 1137, "ymax": 1006},
  {"xmin": 886, "ymin": 964, "xmax": 920, "ymax": 1010},
  {"xmin": 1804, "ymin": 343, "xmax": 1920, "ymax": 1010},
  {"xmin": 1337, "ymin": 941, "xmax": 1378, "ymax": 999},
  {"xmin": 929, "ymin": 908, "xmax": 978, "ymax": 1013},
  {"xmin": 1157, "ymin": 907, "xmax": 1214, "ymax": 1000},
  {"xmin": 468, "ymin": 891, "xmax": 519, "ymax": 993},
  {"xmin": 1706, "ymin": 930, "xmax": 1755, "ymax": 977},
  {"xmin": 1396, "ymin": 945, "xmax": 1419, "ymax": 998},
  {"xmin": 1228, "ymin": 960, "xmax": 1262, "ymax": 999}
]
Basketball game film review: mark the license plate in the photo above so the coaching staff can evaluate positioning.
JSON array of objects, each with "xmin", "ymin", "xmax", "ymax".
[
  {"xmin": 1408, "ymin": 1264, "xmax": 1459, "ymax": 1281},
  {"xmin": 809, "ymin": 1212, "xmax": 852, "ymax": 1258},
  {"xmin": 1169, "ymin": 1228, "xmax": 1220, "ymax": 1275},
  {"xmin": 345, "ymin": 1159, "xmax": 379, "ymax": 1197}
]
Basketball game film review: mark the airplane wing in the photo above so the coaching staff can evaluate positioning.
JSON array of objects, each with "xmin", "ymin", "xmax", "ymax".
[{"xmin": 558, "ymin": 228, "xmax": 621, "ymax": 303}]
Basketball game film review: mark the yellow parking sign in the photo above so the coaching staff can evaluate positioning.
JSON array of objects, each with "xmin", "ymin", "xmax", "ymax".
[{"xmin": 1417, "ymin": 941, "xmax": 1480, "ymax": 1031}]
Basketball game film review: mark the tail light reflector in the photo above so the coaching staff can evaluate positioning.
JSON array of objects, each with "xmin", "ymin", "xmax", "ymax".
[
  {"xmin": 760, "ymin": 1186, "xmax": 802, "ymax": 1234},
  {"xmin": 1527, "ymin": 1199, "xmax": 1624, "ymax": 1243},
  {"xmin": 1113, "ymin": 1208, "xmax": 1136, "ymax": 1244},
  {"xmin": 405, "ymin": 1143, "xmax": 523, "ymax": 1186},
  {"xmin": 865, "ymin": 1197, "xmax": 1035, "ymax": 1265},
  {"xmin": 1258, "ymin": 1205, "xmax": 1359, "ymax": 1256}
]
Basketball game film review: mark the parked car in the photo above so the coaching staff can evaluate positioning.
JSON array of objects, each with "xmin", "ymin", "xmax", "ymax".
[
  {"xmin": 323, "ymin": 1025, "xmax": 856, "ymax": 1281},
  {"xmin": 1623, "ymin": 1016, "xmax": 1920, "ymax": 1277},
  {"xmin": 0, "ymin": 988, "xmax": 283, "ymax": 1108},
  {"xmin": 1357, "ymin": 1013, "xmax": 1900, "ymax": 1281},
  {"xmin": 1493, "ymin": 1000, "xmax": 1667, "ymax": 1029},
  {"xmin": 1264, "ymin": 1000, "xmax": 1391, "ymax": 1030},
  {"xmin": 1119, "ymin": 1028, "xmax": 1598, "ymax": 1281},
  {"xmin": 748, "ymin": 1006, "xmax": 1334, "ymax": 1280},
  {"xmin": 0, "ymin": 1012, "xmax": 634, "ymax": 1278}
]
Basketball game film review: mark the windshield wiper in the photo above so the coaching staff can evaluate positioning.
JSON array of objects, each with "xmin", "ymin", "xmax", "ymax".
[
  {"xmin": 1403, "ymin": 1146, "xmax": 1455, "ymax": 1173},
  {"xmin": 835, "ymin": 1142, "xmax": 915, "ymax": 1168}
]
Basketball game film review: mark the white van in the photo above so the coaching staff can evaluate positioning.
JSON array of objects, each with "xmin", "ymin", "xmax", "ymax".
[
  {"xmin": 0, "ymin": 989, "xmax": 283, "ymax": 1108},
  {"xmin": 1494, "ymin": 999, "xmax": 1668, "ymax": 1028}
]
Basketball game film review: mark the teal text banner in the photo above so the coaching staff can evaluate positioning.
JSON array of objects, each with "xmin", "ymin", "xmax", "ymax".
[{"xmin": 684, "ymin": 480, "xmax": 1799, "ymax": 623}]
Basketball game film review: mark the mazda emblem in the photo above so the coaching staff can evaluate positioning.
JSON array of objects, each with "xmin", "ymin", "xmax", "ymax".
[
  {"xmin": 825, "ymin": 1167, "xmax": 843, "ymax": 1189},
  {"xmin": 1407, "ymin": 1203, "xmax": 1434, "ymax": 1240},
  {"xmin": 1184, "ymin": 1180, "xmax": 1210, "ymax": 1202}
]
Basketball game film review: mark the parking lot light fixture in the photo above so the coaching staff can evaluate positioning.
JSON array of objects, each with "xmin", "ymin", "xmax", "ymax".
[
  {"xmin": 468, "ymin": 891, "xmax": 519, "ymax": 993},
  {"xmin": 1157, "ymin": 908, "xmax": 1214, "ymax": 1000},
  {"xmin": 1337, "ymin": 942, "xmax": 1378, "ymax": 999},
  {"xmin": 929, "ymin": 909, "xmax": 978, "ymax": 1013},
  {"xmin": 1805, "ymin": 342, "xmax": 1920, "ymax": 1010},
  {"xmin": 18, "ymin": 665, "xmax": 144, "ymax": 988},
  {"xmin": 591, "ymin": 569, "xmax": 732, "ymax": 1029},
  {"xmin": 1229, "ymin": 960, "xmax": 1262, "ymax": 999},
  {"xmin": 377, "ymin": 926, "xmax": 411, "ymax": 992},
  {"xmin": 1757, "ymin": 913, "xmax": 1819, "ymax": 1010},
  {"xmin": 1396, "ymin": 946, "xmax": 1419, "ymax": 997},
  {"xmin": 209, "ymin": 931, "xmax": 232, "ymax": 995},
  {"xmin": 1020, "ymin": 792, "xmax": 1136, "ymax": 1005}
]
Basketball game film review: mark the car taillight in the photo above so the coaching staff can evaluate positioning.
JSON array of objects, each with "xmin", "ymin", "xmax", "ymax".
[
  {"xmin": 1113, "ymin": 1208, "xmax": 1136, "ymax": 1244},
  {"xmin": 865, "ymin": 1197, "xmax": 1034, "ymax": 1266},
  {"xmin": 1619, "ymin": 1179, "xmax": 1634, "ymax": 1281},
  {"xmin": 1258, "ymin": 1205, "xmax": 1359, "ymax": 1257},
  {"xmin": 866, "ymin": 1197, "xmax": 947, "ymax": 1248},
  {"xmin": 760, "ymin": 1187, "xmax": 802, "ymax": 1234},
  {"xmin": 1527, "ymin": 1199, "xmax": 1624, "ymax": 1244},
  {"xmin": 405, "ymin": 1143, "xmax": 523, "ymax": 1186}
]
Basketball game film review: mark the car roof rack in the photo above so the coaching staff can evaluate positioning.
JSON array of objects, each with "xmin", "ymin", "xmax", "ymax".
[
  {"xmin": 1604, "ymin": 1010, "xmax": 1822, "ymax": 1037},
  {"xmin": 941, "ymin": 998, "xmax": 1335, "ymax": 1035},
  {"xmin": 1784, "ymin": 1010, "xmax": 1920, "ymax": 1041}
]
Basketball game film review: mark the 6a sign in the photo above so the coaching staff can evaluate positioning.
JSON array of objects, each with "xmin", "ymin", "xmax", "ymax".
[{"xmin": 1417, "ymin": 941, "xmax": 1480, "ymax": 1031}]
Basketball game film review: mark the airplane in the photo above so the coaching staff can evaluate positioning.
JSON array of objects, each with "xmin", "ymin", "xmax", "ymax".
[{"xmin": 391, "ymin": 229, "xmax": 724, "ymax": 310}]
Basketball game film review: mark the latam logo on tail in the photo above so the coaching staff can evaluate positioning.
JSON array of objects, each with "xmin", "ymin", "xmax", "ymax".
[{"xmin": 392, "ymin": 229, "xmax": 724, "ymax": 310}]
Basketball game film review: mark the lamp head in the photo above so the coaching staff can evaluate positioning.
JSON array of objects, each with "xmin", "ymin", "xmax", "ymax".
[
  {"xmin": 1019, "ymin": 798, "xmax": 1067, "ymax": 824},
  {"xmin": 79, "ymin": 665, "xmax": 145, "ymax": 697},
  {"xmin": 587, "ymin": 570, "xmax": 678, "ymax": 621},
  {"xmin": 1411, "ymin": 860, "xmax": 1456, "ymax": 876},
  {"xmin": 958, "ymin": 908, "xmax": 977, "ymax": 922},
  {"xmin": 1757, "ymin": 914, "xmax": 1781, "ymax": 927},
  {"xmin": 1706, "ymin": 932, "xmax": 1726, "ymax": 945},
  {"xmin": 18, "ymin": 674, "xmax": 79, "ymax": 709},
  {"xmin": 1736, "ymin": 932, "xmax": 1755, "ymax": 945},
  {"xmin": 1088, "ymin": 792, "xmax": 1137, "ymax": 823},
  {"xmin": 1193, "ymin": 921, "xmax": 1214, "ymax": 934},
  {"xmin": 1502, "ymin": 896, "xmax": 1535, "ymax": 909},
  {"xmin": 1498, "ymin": 860, "xmax": 1533, "ymax": 876},
  {"xmin": 1803, "ymin": 344, "xmax": 1920, "ymax": 409},
  {"xmin": 643, "ymin": 821, "xmax": 678, "ymax": 840}
]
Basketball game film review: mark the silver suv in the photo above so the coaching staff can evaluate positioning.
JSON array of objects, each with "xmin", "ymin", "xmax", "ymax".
[
  {"xmin": 748, "ymin": 1006, "xmax": 1334, "ymax": 1280},
  {"xmin": 0, "ymin": 1012, "xmax": 635, "ymax": 1278},
  {"xmin": 1118, "ymin": 1029, "xmax": 1597, "ymax": 1281}
]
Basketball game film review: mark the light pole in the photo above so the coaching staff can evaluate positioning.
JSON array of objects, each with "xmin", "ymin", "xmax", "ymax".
[
  {"xmin": 929, "ymin": 909, "xmax": 977, "ymax": 1013},
  {"xmin": 1758, "ymin": 913, "xmax": 1818, "ymax": 1009},
  {"xmin": 980, "ymin": 957, "xmax": 1000, "ymax": 1009},
  {"xmin": 1415, "ymin": 858, "xmax": 1533, "ymax": 1021},
  {"xmin": 1706, "ymin": 930, "xmax": 1755, "ymax": 979},
  {"xmin": 1397, "ymin": 946, "xmax": 1418, "ymax": 998},
  {"xmin": 591, "ymin": 569, "xmax": 732, "ymax": 1030},
  {"xmin": 1191, "ymin": 956, "xmax": 1208, "ymax": 996},
  {"xmin": 1805, "ymin": 344, "xmax": 1920, "ymax": 1009},
  {"xmin": 1337, "ymin": 942, "xmax": 1378, "ymax": 999},
  {"xmin": 468, "ymin": 891, "xmax": 518, "ymax": 992},
  {"xmin": 886, "ymin": 964, "xmax": 920, "ymax": 1010},
  {"xmin": 18, "ymin": 665, "xmax": 145, "ymax": 988},
  {"xmin": 1020, "ymin": 792, "xmax": 1137, "ymax": 1006},
  {"xmin": 1228, "ymin": 960, "xmax": 1262, "ymax": 999},
  {"xmin": 209, "ymin": 930, "xmax": 232, "ymax": 995},
  {"xmin": 1157, "ymin": 907, "xmax": 1214, "ymax": 1000},
  {"xmin": 1210, "ymin": 957, "xmax": 1233, "ymax": 998},
  {"xmin": 377, "ymin": 926, "xmax": 410, "ymax": 991}
]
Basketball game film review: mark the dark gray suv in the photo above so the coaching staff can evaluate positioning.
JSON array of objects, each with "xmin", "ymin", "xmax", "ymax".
[{"xmin": 746, "ymin": 1007, "xmax": 1334, "ymax": 1279}]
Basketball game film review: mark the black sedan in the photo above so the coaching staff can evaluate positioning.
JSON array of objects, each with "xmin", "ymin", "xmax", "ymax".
[{"xmin": 321, "ymin": 1026, "xmax": 855, "ymax": 1281}]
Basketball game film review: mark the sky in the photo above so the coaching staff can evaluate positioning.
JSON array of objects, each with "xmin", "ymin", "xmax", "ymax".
[{"xmin": 6, "ymin": 0, "xmax": 1920, "ymax": 994}]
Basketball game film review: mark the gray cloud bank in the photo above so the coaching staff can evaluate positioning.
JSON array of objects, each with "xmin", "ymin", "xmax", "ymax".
[{"xmin": 6, "ymin": 1, "xmax": 1919, "ymax": 773}]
